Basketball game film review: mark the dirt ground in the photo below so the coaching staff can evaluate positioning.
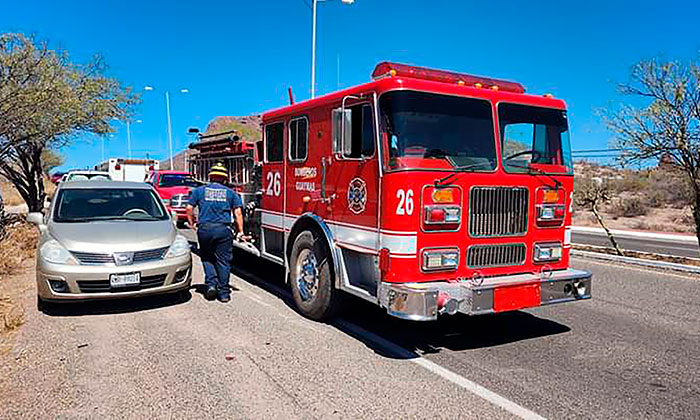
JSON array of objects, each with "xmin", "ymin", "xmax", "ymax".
[
  {"xmin": 0, "ymin": 261, "xmax": 34, "ymax": 357},
  {"xmin": 0, "ymin": 178, "xmax": 25, "ymax": 207},
  {"xmin": 572, "ymin": 206, "xmax": 694, "ymax": 234}
]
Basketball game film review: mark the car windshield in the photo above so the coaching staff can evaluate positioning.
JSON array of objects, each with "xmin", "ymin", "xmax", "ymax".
[
  {"xmin": 499, "ymin": 103, "xmax": 573, "ymax": 174},
  {"xmin": 158, "ymin": 174, "xmax": 200, "ymax": 188},
  {"xmin": 379, "ymin": 91, "xmax": 496, "ymax": 172},
  {"xmin": 53, "ymin": 188, "xmax": 168, "ymax": 222}
]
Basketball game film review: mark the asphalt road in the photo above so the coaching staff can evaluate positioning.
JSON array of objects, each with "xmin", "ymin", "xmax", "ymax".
[
  {"xmin": 3, "ymin": 251, "xmax": 700, "ymax": 418},
  {"xmin": 572, "ymin": 230, "xmax": 700, "ymax": 259}
]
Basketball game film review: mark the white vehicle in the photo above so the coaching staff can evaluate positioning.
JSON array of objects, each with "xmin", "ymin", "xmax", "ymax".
[
  {"xmin": 95, "ymin": 158, "xmax": 160, "ymax": 182},
  {"xmin": 61, "ymin": 170, "xmax": 112, "ymax": 183}
]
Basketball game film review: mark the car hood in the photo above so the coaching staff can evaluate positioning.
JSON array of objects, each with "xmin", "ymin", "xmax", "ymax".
[
  {"xmin": 157, "ymin": 186, "xmax": 193, "ymax": 200},
  {"xmin": 48, "ymin": 220, "xmax": 176, "ymax": 253}
]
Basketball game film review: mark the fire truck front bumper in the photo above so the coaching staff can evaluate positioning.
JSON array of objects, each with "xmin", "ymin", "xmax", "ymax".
[{"xmin": 377, "ymin": 269, "xmax": 591, "ymax": 321}]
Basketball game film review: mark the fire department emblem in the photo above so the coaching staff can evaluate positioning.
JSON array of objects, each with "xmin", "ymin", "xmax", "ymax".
[{"xmin": 347, "ymin": 178, "xmax": 367, "ymax": 214}]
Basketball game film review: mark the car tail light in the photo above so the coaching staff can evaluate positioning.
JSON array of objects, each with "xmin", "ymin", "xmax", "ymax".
[
  {"xmin": 533, "ymin": 242, "xmax": 563, "ymax": 263},
  {"xmin": 422, "ymin": 248, "xmax": 459, "ymax": 271},
  {"xmin": 536, "ymin": 188, "xmax": 565, "ymax": 227}
]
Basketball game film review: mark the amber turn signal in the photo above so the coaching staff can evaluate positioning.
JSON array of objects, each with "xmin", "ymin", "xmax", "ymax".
[
  {"xmin": 431, "ymin": 188, "xmax": 454, "ymax": 203},
  {"xmin": 542, "ymin": 189, "xmax": 560, "ymax": 204}
]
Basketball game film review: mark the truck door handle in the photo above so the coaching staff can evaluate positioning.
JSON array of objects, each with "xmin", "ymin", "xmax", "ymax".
[{"xmin": 320, "ymin": 157, "xmax": 336, "ymax": 204}]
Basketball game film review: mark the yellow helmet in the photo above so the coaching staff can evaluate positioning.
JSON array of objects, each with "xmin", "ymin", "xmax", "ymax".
[{"xmin": 208, "ymin": 163, "xmax": 228, "ymax": 178}]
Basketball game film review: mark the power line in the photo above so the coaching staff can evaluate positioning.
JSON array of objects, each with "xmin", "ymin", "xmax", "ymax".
[{"xmin": 571, "ymin": 148, "xmax": 635, "ymax": 154}]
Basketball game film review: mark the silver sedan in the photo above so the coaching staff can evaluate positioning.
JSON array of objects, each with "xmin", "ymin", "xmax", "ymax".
[{"xmin": 28, "ymin": 181, "xmax": 192, "ymax": 307}]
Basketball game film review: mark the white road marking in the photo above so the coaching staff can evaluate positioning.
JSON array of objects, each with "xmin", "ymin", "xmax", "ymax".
[
  {"xmin": 233, "ymin": 264, "xmax": 544, "ymax": 418},
  {"xmin": 336, "ymin": 320, "xmax": 546, "ymax": 420}
]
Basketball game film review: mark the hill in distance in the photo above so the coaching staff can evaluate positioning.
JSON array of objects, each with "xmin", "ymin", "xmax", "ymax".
[{"xmin": 161, "ymin": 115, "xmax": 262, "ymax": 171}]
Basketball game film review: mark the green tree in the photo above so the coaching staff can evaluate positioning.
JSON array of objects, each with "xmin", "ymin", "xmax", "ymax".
[
  {"xmin": 605, "ymin": 57, "xmax": 700, "ymax": 244},
  {"xmin": 0, "ymin": 33, "xmax": 138, "ymax": 212}
]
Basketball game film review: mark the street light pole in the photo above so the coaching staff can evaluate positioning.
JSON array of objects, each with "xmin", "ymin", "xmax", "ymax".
[
  {"xmin": 309, "ymin": 0, "xmax": 353, "ymax": 99},
  {"xmin": 311, "ymin": 0, "xmax": 318, "ymax": 99},
  {"xmin": 126, "ymin": 121, "xmax": 132, "ymax": 159},
  {"xmin": 165, "ymin": 91, "xmax": 174, "ymax": 169}
]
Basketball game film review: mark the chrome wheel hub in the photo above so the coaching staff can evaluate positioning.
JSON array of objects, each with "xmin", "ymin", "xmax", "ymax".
[{"xmin": 295, "ymin": 249, "xmax": 319, "ymax": 302}]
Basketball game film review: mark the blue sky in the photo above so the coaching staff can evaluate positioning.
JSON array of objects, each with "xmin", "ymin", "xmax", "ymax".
[{"xmin": 2, "ymin": 0, "xmax": 698, "ymax": 170}]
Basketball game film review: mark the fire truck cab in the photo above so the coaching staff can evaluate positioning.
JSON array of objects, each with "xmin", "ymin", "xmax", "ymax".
[{"xmin": 228, "ymin": 62, "xmax": 591, "ymax": 321}]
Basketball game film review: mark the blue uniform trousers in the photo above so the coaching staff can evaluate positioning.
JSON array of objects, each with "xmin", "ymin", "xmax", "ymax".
[{"xmin": 197, "ymin": 223, "xmax": 233, "ymax": 297}]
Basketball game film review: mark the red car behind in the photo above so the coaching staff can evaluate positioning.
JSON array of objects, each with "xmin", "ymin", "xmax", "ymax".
[{"xmin": 146, "ymin": 170, "xmax": 202, "ymax": 225}]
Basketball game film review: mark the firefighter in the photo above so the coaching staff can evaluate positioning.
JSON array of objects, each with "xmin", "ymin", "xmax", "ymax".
[{"xmin": 186, "ymin": 163, "xmax": 244, "ymax": 303}]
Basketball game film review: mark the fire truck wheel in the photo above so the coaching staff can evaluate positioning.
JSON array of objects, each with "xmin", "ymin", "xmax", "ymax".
[{"xmin": 289, "ymin": 231, "xmax": 341, "ymax": 321}]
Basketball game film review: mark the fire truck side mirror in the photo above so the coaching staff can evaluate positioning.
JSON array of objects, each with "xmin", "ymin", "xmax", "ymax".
[{"xmin": 333, "ymin": 107, "xmax": 353, "ymax": 156}]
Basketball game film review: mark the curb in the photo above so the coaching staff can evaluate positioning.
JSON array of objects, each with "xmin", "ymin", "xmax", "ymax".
[{"xmin": 572, "ymin": 250, "xmax": 700, "ymax": 275}]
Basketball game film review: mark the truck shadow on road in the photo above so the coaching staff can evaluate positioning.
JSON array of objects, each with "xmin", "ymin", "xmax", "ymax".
[
  {"xmin": 337, "ymin": 308, "xmax": 571, "ymax": 359},
  {"xmin": 231, "ymin": 249, "xmax": 571, "ymax": 359}
]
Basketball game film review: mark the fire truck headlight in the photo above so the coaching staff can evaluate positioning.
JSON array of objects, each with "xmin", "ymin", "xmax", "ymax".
[
  {"xmin": 422, "ymin": 249, "xmax": 459, "ymax": 271},
  {"xmin": 444, "ymin": 207, "xmax": 461, "ymax": 223},
  {"xmin": 533, "ymin": 242, "xmax": 562, "ymax": 263},
  {"xmin": 537, "ymin": 204, "xmax": 565, "ymax": 221}
]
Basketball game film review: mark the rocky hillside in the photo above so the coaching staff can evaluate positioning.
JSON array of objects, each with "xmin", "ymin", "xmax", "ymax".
[
  {"xmin": 573, "ymin": 161, "xmax": 693, "ymax": 233},
  {"xmin": 204, "ymin": 115, "xmax": 262, "ymax": 141}
]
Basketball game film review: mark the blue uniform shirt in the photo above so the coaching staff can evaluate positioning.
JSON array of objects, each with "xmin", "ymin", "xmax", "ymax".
[{"xmin": 188, "ymin": 183, "xmax": 242, "ymax": 224}]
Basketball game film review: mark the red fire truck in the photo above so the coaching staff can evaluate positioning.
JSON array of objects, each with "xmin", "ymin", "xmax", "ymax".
[{"xmin": 190, "ymin": 62, "xmax": 591, "ymax": 321}]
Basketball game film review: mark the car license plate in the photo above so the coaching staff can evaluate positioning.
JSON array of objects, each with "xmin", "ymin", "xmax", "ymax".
[{"xmin": 110, "ymin": 272, "xmax": 140, "ymax": 288}]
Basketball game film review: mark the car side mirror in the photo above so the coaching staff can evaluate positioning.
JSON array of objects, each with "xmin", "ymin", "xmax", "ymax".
[
  {"xmin": 27, "ymin": 212, "xmax": 44, "ymax": 226},
  {"xmin": 170, "ymin": 211, "xmax": 178, "ymax": 223}
]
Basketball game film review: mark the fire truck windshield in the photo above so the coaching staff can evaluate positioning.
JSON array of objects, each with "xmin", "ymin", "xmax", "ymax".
[
  {"xmin": 499, "ymin": 103, "xmax": 573, "ymax": 175},
  {"xmin": 379, "ymin": 91, "xmax": 496, "ymax": 172}
]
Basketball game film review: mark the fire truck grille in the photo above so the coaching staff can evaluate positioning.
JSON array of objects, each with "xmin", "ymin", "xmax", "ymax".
[
  {"xmin": 469, "ymin": 187, "xmax": 529, "ymax": 237},
  {"xmin": 466, "ymin": 243, "xmax": 526, "ymax": 268}
]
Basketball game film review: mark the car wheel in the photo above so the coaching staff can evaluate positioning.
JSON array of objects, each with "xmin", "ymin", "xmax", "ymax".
[{"xmin": 289, "ymin": 231, "xmax": 342, "ymax": 321}]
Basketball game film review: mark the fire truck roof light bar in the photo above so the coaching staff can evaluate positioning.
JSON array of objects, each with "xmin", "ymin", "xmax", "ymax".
[{"xmin": 371, "ymin": 61, "xmax": 526, "ymax": 94}]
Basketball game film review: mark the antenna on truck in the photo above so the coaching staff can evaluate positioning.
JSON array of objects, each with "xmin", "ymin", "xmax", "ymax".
[{"xmin": 288, "ymin": 86, "xmax": 295, "ymax": 105}]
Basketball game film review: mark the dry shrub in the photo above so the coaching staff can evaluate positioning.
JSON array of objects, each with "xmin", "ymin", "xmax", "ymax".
[
  {"xmin": 0, "ymin": 222, "xmax": 38, "ymax": 276},
  {"xmin": 632, "ymin": 220, "xmax": 650, "ymax": 230},
  {"xmin": 0, "ymin": 178, "xmax": 25, "ymax": 207},
  {"xmin": 0, "ymin": 296, "xmax": 25, "ymax": 332},
  {"xmin": 611, "ymin": 197, "xmax": 649, "ymax": 218}
]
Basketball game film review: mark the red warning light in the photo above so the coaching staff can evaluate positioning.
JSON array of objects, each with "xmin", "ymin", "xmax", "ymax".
[{"xmin": 371, "ymin": 62, "xmax": 525, "ymax": 94}]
